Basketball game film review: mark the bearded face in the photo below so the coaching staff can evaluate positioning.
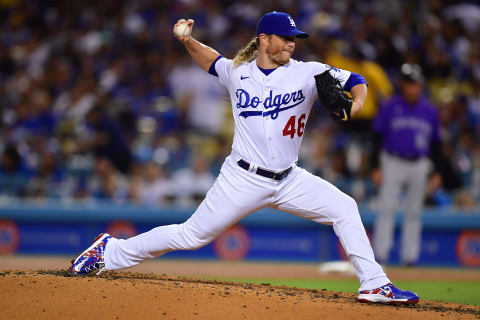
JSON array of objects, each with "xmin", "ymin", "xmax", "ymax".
[{"xmin": 264, "ymin": 35, "xmax": 295, "ymax": 66}]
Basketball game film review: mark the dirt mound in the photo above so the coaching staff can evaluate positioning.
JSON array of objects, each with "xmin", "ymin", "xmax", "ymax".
[{"xmin": 1, "ymin": 270, "xmax": 479, "ymax": 320}]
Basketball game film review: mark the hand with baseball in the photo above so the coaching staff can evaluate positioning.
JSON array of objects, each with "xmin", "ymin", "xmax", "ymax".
[
  {"xmin": 173, "ymin": 19, "xmax": 194, "ymax": 43},
  {"xmin": 172, "ymin": 18, "xmax": 219, "ymax": 72}
]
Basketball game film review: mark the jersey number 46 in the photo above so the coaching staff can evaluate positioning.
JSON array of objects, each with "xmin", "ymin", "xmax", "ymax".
[{"xmin": 282, "ymin": 114, "xmax": 306, "ymax": 139}]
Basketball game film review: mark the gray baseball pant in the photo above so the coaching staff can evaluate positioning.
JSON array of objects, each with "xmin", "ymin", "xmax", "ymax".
[{"xmin": 374, "ymin": 152, "xmax": 430, "ymax": 264}]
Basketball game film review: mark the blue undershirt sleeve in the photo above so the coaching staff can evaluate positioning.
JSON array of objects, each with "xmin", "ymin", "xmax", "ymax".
[
  {"xmin": 208, "ymin": 55, "xmax": 223, "ymax": 77},
  {"xmin": 344, "ymin": 72, "xmax": 367, "ymax": 92}
]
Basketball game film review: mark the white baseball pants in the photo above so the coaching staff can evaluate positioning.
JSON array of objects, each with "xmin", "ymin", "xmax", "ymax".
[{"xmin": 104, "ymin": 154, "xmax": 389, "ymax": 291}]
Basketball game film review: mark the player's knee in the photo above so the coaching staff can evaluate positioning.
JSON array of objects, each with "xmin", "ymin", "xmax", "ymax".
[
  {"xmin": 338, "ymin": 194, "xmax": 361, "ymax": 220},
  {"xmin": 183, "ymin": 237, "xmax": 210, "ymax": 250},
  {"xmin": 343, "ymin": 194, "xmax": 358, "ymax": 211},
  {"xmin": 178, "ymin": 223, "xmax": 214, "ymax": 250}
]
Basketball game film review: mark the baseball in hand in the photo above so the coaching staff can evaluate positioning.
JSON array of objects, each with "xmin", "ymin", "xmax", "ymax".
[{"xmin": 174, "ymin": 22, "xmax": 191, "ymax": 37}]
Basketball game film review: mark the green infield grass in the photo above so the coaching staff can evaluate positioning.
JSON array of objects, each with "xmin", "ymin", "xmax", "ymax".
[{"xmin": 216, "ymin": 278, "xmax": 480, "ymax": 306}]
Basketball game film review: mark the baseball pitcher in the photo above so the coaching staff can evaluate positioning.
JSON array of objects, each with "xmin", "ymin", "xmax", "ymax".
[{"xmin": 70, "ymin": 12, "xmax": 419, "ymax": 304}]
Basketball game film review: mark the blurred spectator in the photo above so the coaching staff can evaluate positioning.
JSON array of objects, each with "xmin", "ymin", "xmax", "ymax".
[
  {"xmin": 168, "ymin": 59, "xmax": 228, "ymax": 135},
  {"xmin": 129, "ymin": 162, "xmax": 173, "ymax": 206},
  {"xmin": 172, "ymin": 153, "xmax": 214, "ymax": 208},
  {"xmin": 25, "ymin": 151, "xmax": 64, "ymax": 199},
  {"xmin": 53, "ymin": 76, "xmax": 97, "ymax": 124},
  {"xmin": 467, "ymin": 80, "xmax": 480, "ymax": 136},
  {"xmin": 88, "ymin": 157, "xmax": 129, "ymax": 202},
  {"xmin": 0, "ymin": 0, "xmax": 477, "ymax": 209},
  {"xmin": 81, "ymin": 106, "xmax": 133, "ymax": 173},
  {"xmin": 0, "ymin": 144, "xmax": 33, "ymax": 196},
  {"xmin": 326, "ymin": 43, "xmax": 393, "ymax": 136},
  {"xmin": 13, "ymin": 89, "xmax": 56, "ymax": 136},
  {"xmin": 443, "ymin": 2, "xmax": 480, "ymax": 36}
]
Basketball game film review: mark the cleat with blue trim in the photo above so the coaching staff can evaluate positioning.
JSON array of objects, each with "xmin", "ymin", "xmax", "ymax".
[
  {"xmin": 69, "ymin": 233, "xmax": 111, "ymax": 276},
  {"xmin": 358, "ymin": 283, "xmax": 419, "ymax": 304}
]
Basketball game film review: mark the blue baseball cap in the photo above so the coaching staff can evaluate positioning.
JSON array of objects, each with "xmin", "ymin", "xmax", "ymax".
[{"xmin": 256, "ymin": 12, "xmax": 309, "ymax": 38}]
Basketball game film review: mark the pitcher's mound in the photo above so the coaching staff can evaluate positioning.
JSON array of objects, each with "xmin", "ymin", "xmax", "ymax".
[{"xmin": 1, "ymin": 270, "xmax": 479, "ymax": 320}]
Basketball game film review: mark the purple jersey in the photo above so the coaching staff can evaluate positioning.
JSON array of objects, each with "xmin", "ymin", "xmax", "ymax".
[{"xmin": 373, "ymin": 95, "xmax": 440, "ymax": 158}]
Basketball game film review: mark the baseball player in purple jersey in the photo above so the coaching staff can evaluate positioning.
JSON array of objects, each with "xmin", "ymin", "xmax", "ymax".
[
  {"xmin": 70, "ymin": 12, "xmax": 419, "ymax": 304},
  {"xmin": 372, "ymin": 63, "xmax": 441, "ymax": 266}
]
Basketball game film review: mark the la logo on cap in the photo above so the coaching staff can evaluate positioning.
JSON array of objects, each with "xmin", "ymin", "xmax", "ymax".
[
  {"xmin": 255, "ymin": 11, "xmax": 309, "ymax": 38},
  {"xmin": 287, "ymin": 16, "xmax": 296, "ymax": 27}
]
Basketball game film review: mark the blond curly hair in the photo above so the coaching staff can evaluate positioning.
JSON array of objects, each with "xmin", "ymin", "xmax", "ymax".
[{"xmin": 233, "ymin": 37, "xmax": 259, "ymax": 67}]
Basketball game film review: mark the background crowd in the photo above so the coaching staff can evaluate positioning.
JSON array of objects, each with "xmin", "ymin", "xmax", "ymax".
[{"xmin": 0, "ymin": 0, "xmax": 479, "ymax": 209}]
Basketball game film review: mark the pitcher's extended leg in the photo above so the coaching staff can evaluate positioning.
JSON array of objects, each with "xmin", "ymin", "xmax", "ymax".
[
  {"xmin": 104, "ymin": 158, "xmax": 272, "ymax": 270},
  {"xmin": 273, "ymin": 167, "xmax": 389, "ymax": 291}
]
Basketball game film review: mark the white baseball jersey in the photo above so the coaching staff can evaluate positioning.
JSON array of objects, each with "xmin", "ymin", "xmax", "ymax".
[
  {"xmin": 214, "ymin": 58, "xmax": 351, "ymax": 170},
  {"xmin": 104, "ymin": 56, "xmax": 390, "ymax": 292}
]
